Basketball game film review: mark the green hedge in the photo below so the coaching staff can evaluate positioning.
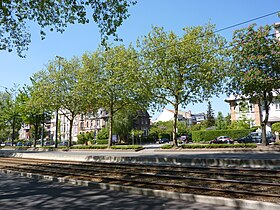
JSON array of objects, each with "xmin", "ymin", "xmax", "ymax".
[
  {"xmin": 161, "ymin": 144, "xmax": 173, "ymax": 149},
  {"xmin": 70, "ymin": 145, "xmax": 143, "ymax": 150},
  {"xmin": 110, "ymin": 145, "xmax": 143, "ymax": 150},
  {"xmin": 71, "ymin": 145, "xmax": 108, "ymax": 149},
  {"xmin": 96, "ymin": 139, "xmax": 108, "ymax": 144},
  {"xmin": 181, "ymin": 143, "xmax": 257, "ymax": 149},
  {"xmin": 192, "ymin": 129, "xmax": 254, "ymax": 142}
]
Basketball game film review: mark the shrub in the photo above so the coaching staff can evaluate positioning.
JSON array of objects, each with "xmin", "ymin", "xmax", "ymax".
[
  {"xmin": 192, "ymin": 129, "xmax": 254, "ymax": 142},
  {"xmin": 161, "ymin": 144, "xmax": 173, "ymax": 149},
  {"xmin": 96, "ymin": 139, "xmax": 108, "ymax": 144},
  {"xmin": 181, "ymin": 143, "xmax": 257, "ymax": 149},
  {"xmin": 71, "ymin": 145, "xmax": 108, "ymax": 149},
  {"xmin": 111, "ymin": 145, "xmax": 143, "ymax": 150}
]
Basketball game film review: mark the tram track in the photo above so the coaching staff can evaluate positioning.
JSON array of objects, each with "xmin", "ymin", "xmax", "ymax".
[{"xmin": 0, "ymin": 157, "xmax": 279, "ymax": 204}]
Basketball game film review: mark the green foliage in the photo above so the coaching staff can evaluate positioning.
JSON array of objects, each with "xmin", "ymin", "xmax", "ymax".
[
  {"xmin": 0, "ymin": 85, "xmax": 23, "ymax": 143},
  {"xmin": 81, "ymin": 45, "xmax": 150, "ymax": 147},
  {"xmin": 110, "ymin": 145, "xmax": 143, "ymax": 150},
  {"xmin": 77, "ymin": 132, "xmax": 94, "ymax": 145},
  {"xmin": 31, "ymin": 57, "xmax": 92, "ymax": 146},
  {"xmin": 205, "ymin": 101, "xmax": 215, "ymax": 127},
  {"xmin": 113, "ymin": 110, "xmax": 133, "ymax": 142},
  {"xmin": 181, "ymin": 143, "xmax": 257, "ymax": 149},
  {"xmin": 149, "ymin": 121, "xmax": 172, "ymax": 138},
  {"xmin": 70, "ymin": 145, "xmax": 143, "ymax": 150},
  {"xmin": 215, "ymin": 112, "xmax": 226, "ymax": 130},
  {"xmin": 272, "ymin": 123, "xmax": 280, "ymax": 133},
  {"xmin": 71, "ymin": 145, "xmax": 108, "ymax": 149},
  {"xmin": 160, "ymin": 144, "xmax": 173, "ymax": 149},
  {"xmin": 192, "ymin": 129, "xmax": 253, "ymax": 142},
  {"xmin": 138, "ymin": 23, "xmax": 227, "ymax": 145},
  {"xmin": 97, "ymin": 127, "xmax": 109, "ymax": 140},
  {"xmin": 228, "ymin": 24, "xmax": 280, "ymax": 145},
  {"xmin": 1, "ymin": 0, "xmax": 136, "ymax": 56},
  {"xmin": 96, "ymin": 139, "xmax": 108, "ymax": 144}
]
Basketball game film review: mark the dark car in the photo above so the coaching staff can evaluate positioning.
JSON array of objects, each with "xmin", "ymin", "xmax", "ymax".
[
  {"xmin": 16, "ymin": 142, "xmax": 23, "ymax": 146},
  {"xmin": 254, "ymin": 134, "xmax": 275, "ymax": 144},
  {"xmin": 58, "ymin": 141, "xmax": 68, "ymax": 146},
  {"xmin": 159, "ymin": 138, "xmax": 169, "ymax": 144},
  {"xmin": 210, "ymin": 136, "xmax": 234, "ymax": 144},
  {"xmin": 24, "ymin": 142, "xmax": 32, "ymax": 147},
  {"xmin": 237, "ymin": 135, "xmax": 255, "ymax": 143}
]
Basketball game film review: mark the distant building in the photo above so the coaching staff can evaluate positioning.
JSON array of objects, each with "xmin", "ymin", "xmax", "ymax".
[
  {"xmin": 131, "ymin": 110, "xmax": 150, "ymax": 136},
  {"xmin": 225, "ymin": 94, "xmax": 280, "ymax": 132},
  {"xmin": 153, "ymin": 108, "xmax": 206, "ymax": 125}
]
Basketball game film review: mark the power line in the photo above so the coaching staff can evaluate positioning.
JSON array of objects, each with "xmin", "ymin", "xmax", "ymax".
[
  {"xmin": 139, "ymin": 10, "xmax": 280, "ymax": 56},
  {"xmin": 214, "ymin": 10, "xmax": 280, "ymax": 34}
]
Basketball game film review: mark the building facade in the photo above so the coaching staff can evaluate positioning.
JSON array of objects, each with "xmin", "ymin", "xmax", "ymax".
[
  {"xmin": 19, "ymin": 108, "xmax": 150, "ymax": 142},
  {"xmin": 153, "ymin": 108, "xmax": 206, "ymax": 125},
  {"xmin": 225, "ymin": 95, "xmax": 280, "ymax": 132}
]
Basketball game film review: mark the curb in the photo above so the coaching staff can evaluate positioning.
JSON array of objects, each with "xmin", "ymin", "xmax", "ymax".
[{"xmin": 1, "ymin": 169, "xmax": 279, "ymax": 210}]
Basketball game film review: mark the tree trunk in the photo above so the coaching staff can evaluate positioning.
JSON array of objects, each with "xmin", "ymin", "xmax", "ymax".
[
  {"xmin": 173, "ymin": 103, "xmax": 179, "ymax": 147},
  {"xmin": 108, "ymin": 106, "xmax": 113, "ymax": 147},
  {"xmin": 69, "ymin": 118, "xmax": 73, "ymax": 147},
  {"xmin": 12, "ymin": 116, "xmax": 15, "ymax": 146},
  {"xmin": 55, "ymin": 109, "xmax": 59, "ymax": 148},
  {"xmin": 259, "ymin": 97, "xmax": 269, "ymax": 146}
]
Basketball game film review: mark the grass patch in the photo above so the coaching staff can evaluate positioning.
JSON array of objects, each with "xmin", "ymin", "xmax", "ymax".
[{"xmin": 161, "ymin": 144, "xmax": 174, "ymax": 149}]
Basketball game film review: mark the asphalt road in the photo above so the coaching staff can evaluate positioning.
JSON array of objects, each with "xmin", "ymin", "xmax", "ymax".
[{"xmin": 0, "ymin": 172, "xmax": 251, "ymax": 210}]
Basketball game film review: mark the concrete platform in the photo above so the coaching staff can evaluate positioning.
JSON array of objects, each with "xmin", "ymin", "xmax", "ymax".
[
  {"xmin": 1, "ymin": 148, "xmax": 280, "ymax": 169},
  {"xmin": 1, "ymin": 148, "xmax": 280, "ymax": 210}
]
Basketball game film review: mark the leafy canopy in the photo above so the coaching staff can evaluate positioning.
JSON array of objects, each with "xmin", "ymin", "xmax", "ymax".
[{"xmin": 0, "ymin": 0, "xmax": 137, "ymax": 57}]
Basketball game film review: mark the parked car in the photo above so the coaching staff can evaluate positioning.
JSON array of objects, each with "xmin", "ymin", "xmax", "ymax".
[
  {"xmin": 44, "ymin": 141, "xmax": 51, "ymax": 146},
  {"xmin": 239, "ymin": 132, "xmax": 275, "ymax": 144},
  {"xmin": 5, "ymin": 142, "xmax": 13, "ymax": 146},
  {"xmin": 237, "ymin": 135, "xmax": 255, "ymax": 143},
  {"xmin": 159, "ymin": 138, "xmax": 170, "ymax": 144},
  {"xmin": 58, "ymin": 141, "xmax": 68, "ymax": 146},
  {"xmin": 180, "ymin": 134, "xmax": 193, "ymax": 144},
  {"xmin": 24, "ymin": 142, "xmax": 32, "ymax": 147},
  {"xmin": 16, "ymin": 142, "xmax": 23, "ymax": 146},
  {"xmin": 210, "ymin": 136, "xmax": 234, "ymax": 144},
  {"xmin": 250, "ymin": 132, "xmax": 274, "ymax": 144}
]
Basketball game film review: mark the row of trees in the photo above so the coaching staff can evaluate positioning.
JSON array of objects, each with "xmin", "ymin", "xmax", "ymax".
[{"xmin": 0, "ymin": 23, "xmax": 279, "ymax": 147}]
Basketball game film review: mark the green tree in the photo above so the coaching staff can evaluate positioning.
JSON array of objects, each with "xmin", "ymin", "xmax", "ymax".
[
  {"xmin": 130, "ymin": 129, "xmax": 143, "ymax": 145},
  {"xmin": 228, "ymin": 24, "xmax": 280, "ymax": 145},
  {"xmin": 97, "ymin": 127, "xmax": 109, "ymax": 140},
  {"xmin": 31, "ymin": 57, "xmax": 91, "ymax": 146},
  {"xmin": 272, "ymin": 122, "xmax": 280, "ymax": 143},
  {"xmin": 1, "ymin": 0, "xmax": 137, "ymax": 56},
  {"xmin": 113, "ymin": 110, "xmax": 134, "ymax": 143},
  {"xmin": 138, "ymin": 24, "xmax": 227, "ymax": 146},
  {"xmin": 149, "ymin": 121, "xmax": 173, "ymax": 140},
  {"xmin": 205, "ymin": 101, "xmax": 215, "ymax": 127},
  {"xmin": 17, "ymin": 86, "xmax": 46, "ymax": 146},
  {"xmin": 215, "ymin": 112, "xmax": 225, "ymax": 130},
  {"xmin": 0, "ymin": 85, "xmax": 23, "ymax": 145},
  {"xmin": 81, "ymin": 45, "xmax": 150, "ymax": 147}
]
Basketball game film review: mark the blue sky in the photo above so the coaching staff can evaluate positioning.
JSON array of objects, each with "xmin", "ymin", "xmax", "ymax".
[{"xmin": 0, "ymin": 0, "xmax": 279, "ymax": 120}]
